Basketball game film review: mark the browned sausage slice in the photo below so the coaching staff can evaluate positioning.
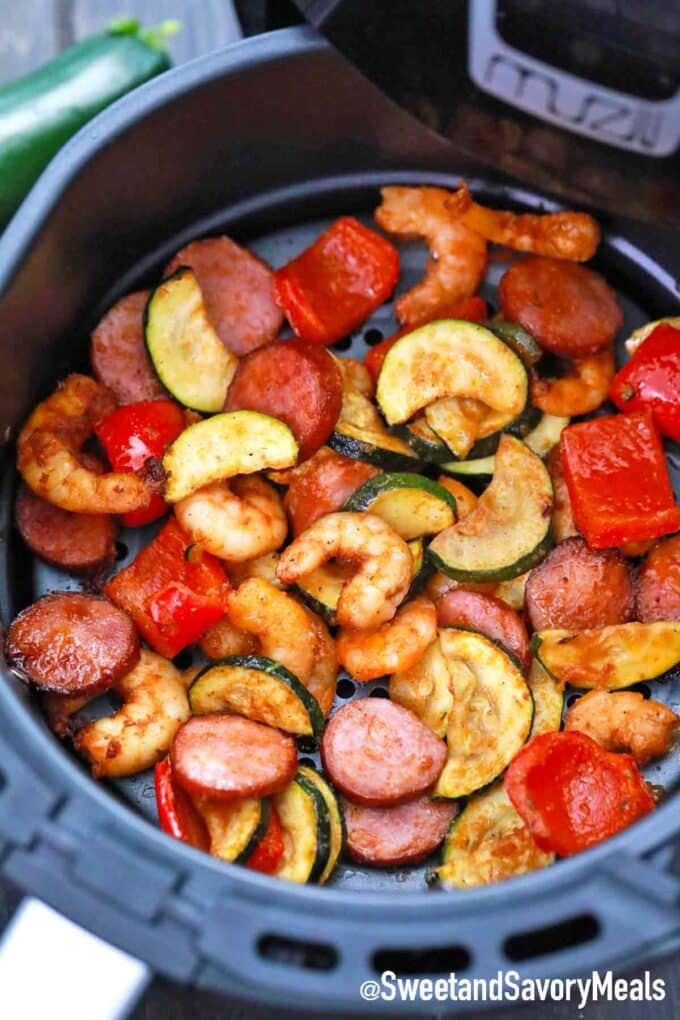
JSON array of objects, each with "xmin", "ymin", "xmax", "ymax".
[
  {"xmin": 15, "ymin": 485, "xmax": 117, "ymax": 574},
  {"xmin": 225, "ymin": 340, "xmax": 343, "ymax": 460},
  {"xmin": 171, "ymin": 715, "xmax": 297, "ymax": 799},
  {"xmin": 436, "ymin": 589, "xmax": 530, "ymax": 670},
  {"xmin": 6, "ymin": 593, "xmax": 140, "ymax": 694},
  {"xmin": 525, "ymin": 537, "xmax": 634, "ymax": 632},
  {"xmin": 342, "ymin": 794, "xmax": 458, "ymax": 867},
  {"xmin": 635, "ymin": 535, "xmax": 680, "ymax": 623},
  {"xmin": 90, "ymin": 291, "xmax": 166, "ymax": 405},
  {"xmin": 499, "ymin": 257, "xmax": 623, "ymax": 357},
  {"xmin": 165, "ymin": 236, "xmax": 284, "ymax": 356},
  {"xmin": 321, "ymin": 699, "xmax": 446, "ymax": 806}
]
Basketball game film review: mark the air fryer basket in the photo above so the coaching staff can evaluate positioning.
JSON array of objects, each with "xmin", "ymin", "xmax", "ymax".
[{"xmin": 0, "ymin": 27, "xmax": 678, "ymax": 1014}]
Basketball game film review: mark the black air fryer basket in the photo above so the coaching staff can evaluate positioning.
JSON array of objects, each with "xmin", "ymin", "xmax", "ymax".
[{"xmin": 0, "ymin": 27, "xmax": 678, "ymax": 1014}]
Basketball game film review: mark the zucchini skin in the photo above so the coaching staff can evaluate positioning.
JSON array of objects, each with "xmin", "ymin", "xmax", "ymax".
[
  {"xmin": 0, "ymin": 28, "xmax": 169, "ymax": 224},
  {"xmin": 234, "ymin": 799, "xmax": 271, "ymax": 864},
  {"xmin": 328, "ymin": 425, "xmax": 420, "ymax": 472},
  {"xmin": 466, "ymin": 404, "xmax": 542, "ymax": 459},
  {"xmin": 428, "ymin": 528, "xmax": 553, "ymax": 584},
  {"xmin": 344, "ymin": 472, "xmax": 458, "ymax": 517}
]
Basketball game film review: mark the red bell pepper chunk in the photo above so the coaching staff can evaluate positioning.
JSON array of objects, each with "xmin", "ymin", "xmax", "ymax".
[
  {"xmin": 504, "ymin": 731, "xmax": 655, "ymax": 856},
  {"xmin": 246, "ymin": 806, "xmax": 285, "ymax": 874},
  {"xmin": 273, "ymin": 216, "xmax": 399, "ymax": 345},
  {"xmin": 105, "ymin": 517, "xmax": 230, "ymax": 658},
  {"xmin": 95, "ymin": 399, "xmax": 185, "ymax": 527},
  {"xmin": 154, "ymin": 758, "xmax": 210, "ymax": 851},
  {"xmin": 609, "ymin": 323, "xmax": 680, "ymax": 443},
  {"xmin": 560, "ymin": 409, "xmax": 680, "ymax": 549},
  {"xmin": 364, "ymin": 295, "xmax": 488, "ymax": 382}
]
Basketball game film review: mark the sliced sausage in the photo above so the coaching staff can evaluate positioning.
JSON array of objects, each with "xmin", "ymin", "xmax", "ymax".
[
  {"xmin": 321, "ymin": 699, "xmax": 447, "ymax": 806},
  {"xmin": 436, "ymin": 589, "xmax": 530, "ymax": 670},
  {"xmin": 342, "ymin": 794, "xmax": 457, "ymax": 867},
  {"xmin": 525, "ymin": 537, "xmax": 634, "ymax": 632},
  {"xmin": 499, "ymin": 257, "xmax": 623, "ymax": 357},
  {"xmin": 171, "ymin": 715, "xmax": 297, "ymax": 799},
  {"xmin": 6, "ymin": 592, "xmax": 140, "ymax": 695},
  {"xmin": 165, "ymin": 236, "xmax": 283, "ymax": 356},
  {"xmin": 225, "ymin": 340, "xmax": 343, "ymax": 460},
  {"xmin": 283, "ymin": 446, "xmax": 379, "ymax": 535},
  {"xmin": 636, "ymin": 534, "xmax": 680, "ymax": 623},
  {"xmin": 90, "ymin": 290, "xmax": 166, "ymax": 405},
  {"xmin": 15, "ymin": 485, "xmax": 117, "ymax": 574}
]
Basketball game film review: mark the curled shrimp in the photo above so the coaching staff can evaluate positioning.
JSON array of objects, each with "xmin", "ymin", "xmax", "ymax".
[
  {"xmin": 199, "ymin": 616, "xmax": 258, "ymax": 660},
  {"xmin": 276, "ymin": 512, "xmax": 413, "ymax": 629},
  {"xmin": 337, "ymin": 596, "xmax": 437, "ymax": 682},
  {"xmin": 72, "ymin": 650, "xmax": 190, "ymax": 777},
  {"xmin": 531, "ymin": 348, "xmax": 615, "ymax": 416},
  {"xmin": 446, "ymin": 181, "xmax": 600, "ymax": 261},
  {"xmin": 375, "ymin": 186, "xmax": 487, "ymax": 326},
  {"xmin": 175, "ymin": 475, "xmax": 287, "ymax": 563},
  {"xmin": 565, "ymin": 689, "xmax": 679, "ymax": 765},
  {"xmin": 225, "ymin": 577, "xmax": 317, "ymax": 683},
  {"xmin": 17, "ymin": 374, "xmax": 151, "ymax": 514},
  {"xmin": 304, "ymin": 606, "xmax": 338, "ymax": 716}
]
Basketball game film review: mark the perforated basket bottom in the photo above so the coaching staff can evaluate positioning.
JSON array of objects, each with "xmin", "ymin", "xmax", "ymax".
[{"xmin": 15, "ymin": 176, "xmax": 680, "ymax": 892}]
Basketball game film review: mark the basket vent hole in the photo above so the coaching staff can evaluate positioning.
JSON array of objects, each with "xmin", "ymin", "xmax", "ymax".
[
  {"xmin": 633, "ymin": 683, "xmax": 652, "ymax": 699},
  {"xmin": 172, "ymin": 649, "xmax": 194, "ymax": 671},
  {"xmin": 364, "ymin": 328, "xmax": 384, "ymax": 345},
  {"xmin": 257, "ymin": 934, "xmax": 338, "ymax": 972},
  {"xmin": 503, "ymin": 913, "xmax": 600, "ymax": 962},
  {"xmin": 115, "ymin": 541, "xmax": 129, "ymax": 561},
  {"xmin": 373, "ymin": 945, "xmax": 471, "ymax": 975},
  {"xmin": 332, "ymin": 336, "xmax": 353, "ymax": 352},
  {"xmin": 370, "ymin": 686, "xmax": 389, "ymax": 699},
  {"xmin": 337, "ymin": 677, "xmax": 356, "ymax": 699},
  {"xmin": 299, "ymin": 757, "xmax": 316, "ymax": 769}
]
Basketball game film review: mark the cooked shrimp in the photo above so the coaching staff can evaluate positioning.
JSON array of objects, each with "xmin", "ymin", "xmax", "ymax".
[
  {"xmin": 375, "ymin": 186, "xmax": 487, "ymax": 326},
  {"xmin": 72, "ymin": 650, "xmax": 190, "ymax": 777},
  {"xmin": 446, "ymin": 181, "xmax": 600, "ymax": 261},
  {"xmin": 531, "ymin": 348, "xmax": 615, "ymax": 416},
  {"xmin": 43, "ymin": 692, "xmax": 91, "ymax": 738},
  {"xmin": 276, "ymin": 512, "xmax": 413, "ymax": 629},
  {"xmin": 175, "ymin": 475, "xmax": 287, "ymax": 563},
  {"xmin": 17, "ymin": 374, "xmax": 151, "ymax": 514},
  {"xmin": 225, "ymin": 551, "xmax": 285, "ymax": 589},
  {"xmin": 226, "ymin": 577, "xmax": 317, "ymax": 682},
  {"xmin": 565, "ymin": 689, "xmax": 679, "ymax": 765},
  {"xmin": 436, "ymin": 477, "xmax": 478, "ymax": 520},
  {"xmin": 304, "ymin": 606, "xmax": 338, "ymax": 716},
  {"xmin": 199, "ymin": 616, "xmax": 258, "ymax": 660},
  {"xmin": 337, "ymin": 596, "xmax": 437, "ymax": 681}
]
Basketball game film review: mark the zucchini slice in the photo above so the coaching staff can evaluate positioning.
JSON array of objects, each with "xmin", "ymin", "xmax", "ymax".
[
  {"xmin": 534, "ymin": 622, "xmax": 680, "ymax": 690},
  {"xmin": 436, "ymin": 782, "xmax": 554, "ymax": 889},
  {"xmin": 395, "ymin": 416, "xmax": 451, "ymax": 465},
  {"xmin": 163, "ymin": 410, "xmax": 299, "ymax": 502},
  {"xmin": 486, "ymin": 320, "xmax": 543, "ymax": 367},
  {"xmin": 273, "ymin": 771, "xmax": 332, "ymax": 883},
  {"xmin": 145, "ymin": 267, "xmax": 238, "ymax": 413},
  {"xmin": 494, "ymin": 571, "xmax": 529, "ymax": 612},
  {"xmin": 433, "ymin": 629, "xmax": 533, "ymax": 799},
  {"xmin": 440, "ymin": 455, "xmax": 495, "ymax": 482},
  {"xmin": 523, "ymin": 413, "xmax": 570, "ymax": 459},
  {"xmin": 390, "ymin": 636, "xmax": 453, "ymax": 739},
  {"xmin": 195, "ymin": 796, "xmax": 269, "ymax": 863},
  {"xmin": 467, "ymin": 404, "xmax": 542, "ymax": 460},
  {"xmin": 376, "ymin": 320, "xmax": 527, "ymax": 427},
  {"xmin": 407, "ymin": 538, "xmax": 433, "ymax": 596},
  {"xmin": 328, "ymin": 421, "xmax": 419, "ymax": 472},
  {"xmin": 429, "ymin": 436, "xmax": 553, "ymax": 582},
  {"xmin": 297, "ymin": 766, "xmax": 344, "ymax": 884},
  {"xmin": 527, "ymin": 658, "xmax": 564, "ymax": 737},
  {"xmin": 344, "ymin": 472, "xmax": 457, "ymax": 539},
  {"xmin": 189, "ymin": 655, "xmax": 324, "ymax": 738}
]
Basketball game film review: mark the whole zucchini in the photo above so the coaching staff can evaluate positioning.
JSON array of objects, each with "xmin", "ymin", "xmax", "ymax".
[{"xmin": 0, "ymin": 19, "xmax": 176, "ymax": 224}]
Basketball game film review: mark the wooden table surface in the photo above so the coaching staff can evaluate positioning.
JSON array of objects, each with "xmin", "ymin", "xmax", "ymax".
[{"xmin": 0, "ymin": 1, "xmax": 678, "ymax": 1017}]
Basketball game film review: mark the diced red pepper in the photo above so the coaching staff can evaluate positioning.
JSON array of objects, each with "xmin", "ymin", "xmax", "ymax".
[
  {"xmin": 610, "ymin": 323, "xmax": 680, "ymax": 443},
  {"xmin": 273, "ymin": 216, "xmax": 399, "ymax": 345},
  {"xmin": 504, "ymin": 731, "xmax": 655, "ymax": 856},
  {"xmin": 95, "ymin": 399, "xmax": 186, "ymax": 527},
  {"xmin": 154, "ymin": 758, "xmax": 210, "ymax": 851},
  {"xmin": 105, "ymin": 517, "xmax": 230, "ymax": 658},
  {"xmin": 363, "ymin": 295, "xmax": 489, "ymax": 382},
  {"xmin": 560, "ymin": 409, "xmax": 680, "ymax": 549},
  {"xmin": 246, "ymin": 806, "xmax": 285, "ymax": 874}
]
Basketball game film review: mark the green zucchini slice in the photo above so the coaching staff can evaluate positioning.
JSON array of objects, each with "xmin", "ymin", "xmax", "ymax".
[
  {"xmin": 195, "ymin": 796, "xmax": 269, "ymax": 863},
  {"xmin": 376, "ymin": 320, "xmax": 527, "ymax": 427},
  {"xmin": 429, "ymin": 436, "xmax": 553, "ymax": 582},
  {"xmin": 189, "ymin": 655, "xmax": 324, "ymax": 738},
  {"xmin": 163, "ymin": 410, "xmax": 299, "ymax": 502},
  {"xmin": 436, "ymin": 782, "xmax": 554, "ymax": 889},
  {"xmin": 273, "ymin": 772, "xmax": 332, "ymax": 883},
  {"xmin": 145, "ymin": 267, "xmax": 238, "ymax": 413},
  {"xmin": 527, "ymin": 658, "xmax": 564, "ymax": 737},
  {"xmin": 344, "ymin": 472, "xmax": 457, "ymax": 539},
  {"xmin": 297, "ymin": 766, "xmax": 344, "ymax": 884},
  {"xmin": 534, "ymin": 622, "xmax": 680, "ymax": 690},
  {"xmin": 390, "ymin": 636, "xmax": 453, "ymax": 740},
  {"xmin": 328, "ymin": 421, "xmax": 419, "ymax": 472},
  {"xmin": 467, "ymin": 404, "xmax": 542, "ymax": 460},
  {"xmin": 440, "ymin": 455, "xmax": 495, "ymax": 481},
  {"xmin": 523, "ymin": 413, "xmax": 570, "ymax": 459},
  {"xmin": 494, "ymin": 571, "xmax": 529, "ymax": 612},
  {"xmin": 433, "ymin": 629, "xmax": 533, "ymax": 799},
  {"xmin": 395, "ymin": 416, "xmax": 451, "ymax": 465},
  {"xmin": 486, "ymin": 320, "xmax": 543, "ymax": 367}
]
